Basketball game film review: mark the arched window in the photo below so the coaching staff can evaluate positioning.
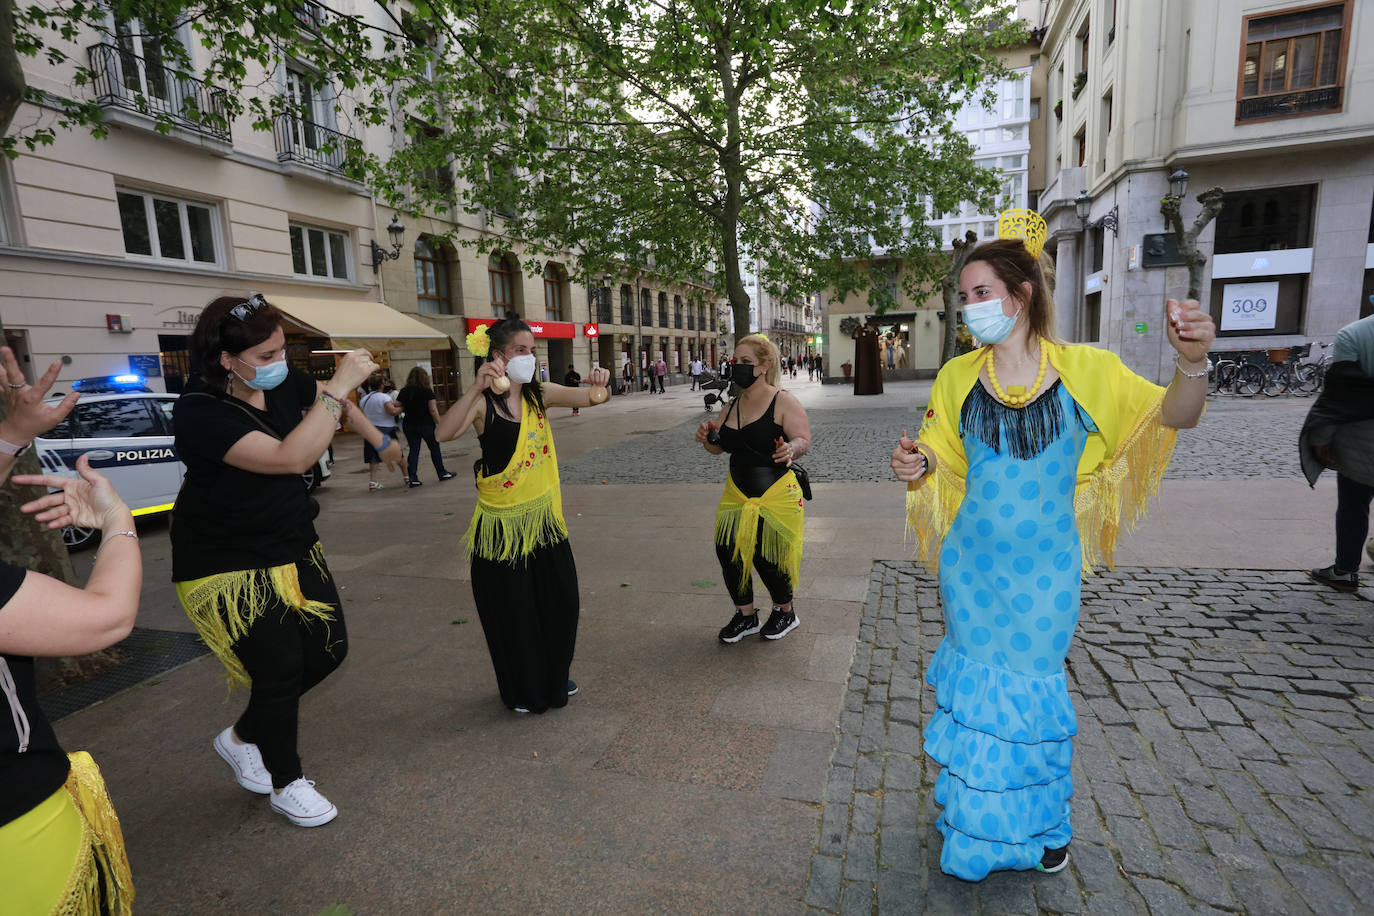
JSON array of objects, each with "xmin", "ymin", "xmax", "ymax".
[
  {"xmin": 619, "ymin": 284, "xmax": 633, "ymax": 324},
  {"xmin": 543, "ymin": 262, "xmax": 566, "ymax": 321},
  {"xmin": 686, "ymin": 298, "xmax": 695, "ymax": 330},
  {"xmin": 640, "ymin": 288, "xmax": 652, "ymax": 326},
  {"xmin": 489, "ymin": 252, "xmax": 513, "ymax": 318},
  {"xmin": 414, "ymin": 238, "xmax": 451, "ymax": 315},
  {"xmin": 674, "ymin": 295, "xmax": 683, "ymax": 329},
  {"xmin": 698, "ymin": 303, "xmax": 709, "ymax": 333},
  {"xmin": 657, "ymin": 292, "xmax": 668, "ymax": 327}
]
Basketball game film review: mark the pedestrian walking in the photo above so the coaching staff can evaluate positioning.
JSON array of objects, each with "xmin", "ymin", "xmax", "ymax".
[
  {"xmin": 690, "ymin": 357, "xmax": 704, "ymax": 390},
  {"xmin": 359, "ymin": 375, "xmax": 403, "ymax": 491},
  {"xmin": 890, "ymin": 219, "xmax": 1212, "ymax": 882},
  {"xmin": 622, "ymin": 358, "xmax": 633, "ymax": 396},
  {"xmin": 438, "ymin": 317, "xmax": 612, "ymax": 713},
  {"xmin": 564, "ymin": 364, "xmax": 582, "ymax": 416},
  {"xmin": 697, "ymin": 334, "xmax": 813, "ymax": 644},
  {"xmin": 398, "ymin": 366, "xmax": 455, "ymax": 487},
  {"xmin": 1301, "ymin": 313, "xmax": 1374, "ymax": 592},
  {"xmin": 171, "ymin": 295, "xmax": 398, "ymax": 828},
  {"xmin": 0, "ymin": 348, "xmax": 139, "ymax": 914},
  {"xmin": 655, "ymin": 356, "xmax": 668, "ymax": 393}
]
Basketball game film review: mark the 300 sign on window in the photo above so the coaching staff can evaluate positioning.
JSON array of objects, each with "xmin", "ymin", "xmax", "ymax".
[{"xmin": 1220, "ymin": 281, "xmax": 1280, "ymax": 332}]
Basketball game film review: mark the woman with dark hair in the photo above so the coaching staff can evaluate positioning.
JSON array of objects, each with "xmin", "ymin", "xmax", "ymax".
[
  {"xmin": 171, "ymin": 294, "xmax": 399, "ymax": 827},
  {"xmin": 0, "ymin": 347, "xmax": 139, "ymax": 914},
  {"xmin": 890, "ymin": 218, "xmax": 1213, "ymax": 881},
  {"xmin": 397, "ymin": 365, "xmax": 454, "ymax": 487},
  {"xmin": 437, "ymin": 317, "xmax": 611, "ymax": 713}
]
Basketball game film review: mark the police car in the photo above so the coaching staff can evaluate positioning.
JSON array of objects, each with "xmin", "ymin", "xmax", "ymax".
[{"xmin": 35, "ymin": 375, "xmax": 332, "ymax": 550}]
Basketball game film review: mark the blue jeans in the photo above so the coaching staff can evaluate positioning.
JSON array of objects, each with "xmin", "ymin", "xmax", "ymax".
[{"xmin": 405, "ymin": 423, "xmax": 450, "ymax": 481}]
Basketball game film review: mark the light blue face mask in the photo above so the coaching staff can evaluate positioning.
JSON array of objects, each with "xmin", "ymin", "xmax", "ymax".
[
  {"xmin": 963, "ymin": 297, "xmax": 1021, "ymax": 345},
  {"xmin": 234, "ymin": 357, "xmax": 289, "ymax": 391}
]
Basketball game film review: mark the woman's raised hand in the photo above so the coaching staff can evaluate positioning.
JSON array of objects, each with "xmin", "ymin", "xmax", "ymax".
[
  {"xmin": 1165, "ymin": 298, "xmax": 1216, "ymax": 365},
  {"xmin": 696, "ymin": 420, "xmax": 716, "ymax": 446},
  {"xmin": 330, "ymin": 349, "xmax": 379, "ymax": 393},
  {"xmin": 588, "ymin": 366, "xmax": 611, "ymax": 388},
  {"xmin": 0, "ymin": 347, "xmax": 78, "ymax": 444},
  {"xmin": 14, "ymin": 454, "xmax": 129, "ymax": 531},
  {"xmin": 476, "ymin": 356, "xmax": 507, "ymax": 392},
  {"xmin": 891, "ymin": 429, "xmax": 927, "ymax": 482}
]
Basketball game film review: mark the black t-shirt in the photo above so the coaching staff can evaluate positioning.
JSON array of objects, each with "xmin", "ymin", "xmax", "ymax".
[
  {"xmin": 170, "ymin": 368, "xmax": 320, "ymax": 580},
  {"xmin": 397, "ymin": 385, "xmax": 436, "ymax": 429},
  {"xmin": 0, "ymin": 563, "xmax": 70, "ymax": 827}
]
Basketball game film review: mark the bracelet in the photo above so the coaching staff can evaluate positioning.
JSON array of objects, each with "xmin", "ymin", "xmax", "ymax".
[
  {"xmin": 95, "ymin": 530, "xmax": 138, "ymax": 559},
  {"xmin": 1175, "ymin": 355, "xmax": 1208, "ymax": 379}
]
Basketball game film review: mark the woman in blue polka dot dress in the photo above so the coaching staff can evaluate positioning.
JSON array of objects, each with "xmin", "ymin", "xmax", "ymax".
[{"xmin": 891, "ymin": 230, "xmax": 1213, "ymax": 882}]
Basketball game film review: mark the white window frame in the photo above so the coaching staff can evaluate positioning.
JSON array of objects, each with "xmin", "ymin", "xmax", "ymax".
[
  {"xmin": 116, "ymin": 187, "xmax": 223, "ymax": 266},
  {"xmin": 107, "ymin": 15, "xmax": 194, "ymax": 111},
  {"xmin": 289, "ymin": 222, "xmax": 351, "ymax": 280}
]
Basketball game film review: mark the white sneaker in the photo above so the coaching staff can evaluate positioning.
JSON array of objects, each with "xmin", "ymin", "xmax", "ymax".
[
  {"xmin": 213, "ymin": 727, "xmax": 272, "ymax": 795},
  {"xmin": 270, "ymin": 778, "xmax": 338, "ymax": 827}
]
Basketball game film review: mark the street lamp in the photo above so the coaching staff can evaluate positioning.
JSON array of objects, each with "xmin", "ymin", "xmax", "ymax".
[
  {"xmin": 1168, "ymin": 169, "xmax": 1190, "ymax": 201},
  {"xmin": 369, "ymin": 215, "xmax": 406, "ymax": 272},
  {"xmin": 1075, "ymin": 190, "xmax": 1092, "ymax": 223}
]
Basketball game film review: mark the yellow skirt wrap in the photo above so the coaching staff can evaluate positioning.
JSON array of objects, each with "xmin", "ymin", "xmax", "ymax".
[
  {"xmin": 714, "ymin": 471, "xmax": 805, "ymax": 593},
  {"xmin": 0, "ymin": 752, "xmax": 134, "ymax": 915},
  {"xmin": 174, "ymin": 542, "xmax": 333, "ymax": 690}
]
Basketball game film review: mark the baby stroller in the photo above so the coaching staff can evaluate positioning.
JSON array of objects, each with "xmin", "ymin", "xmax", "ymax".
[{"xmin": 699, "ymin": 371, "xmax": 733, "ymax": 411}]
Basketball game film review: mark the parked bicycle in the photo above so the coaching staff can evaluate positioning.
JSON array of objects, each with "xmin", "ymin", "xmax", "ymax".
[
  {"xmin": 1209, "ymin": 353, "xmax": 1264, "ymax": 397},
  {"xmin": 1296, "ymin": 341, "xmax": 1330, "ymax": 393}
]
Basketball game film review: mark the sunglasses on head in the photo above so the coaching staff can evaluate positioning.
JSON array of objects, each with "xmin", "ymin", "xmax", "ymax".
[{"xmin": 228, "ymin": 294, "xmax": 269, "ymax": 322}]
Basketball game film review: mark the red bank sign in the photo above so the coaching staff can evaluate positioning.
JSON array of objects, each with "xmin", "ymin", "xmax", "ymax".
[
  {"xmin": 584, "ymin": 323, "xmax": 599, "ymax": 338},
  {"xmin": 465, "ymin": 317, "xmax": 575, "ymax": 339}
]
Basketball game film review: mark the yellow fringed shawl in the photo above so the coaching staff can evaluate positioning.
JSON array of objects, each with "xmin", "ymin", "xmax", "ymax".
[
  {"xmin": 463, "ymin": 399, "xmax": 568, "ymax": 562},
  {"xmin": 58, "ymin": 751, "xmax": 134, "ymax": 916},
  {"xmin": 174, "ymin": 542, "xmax": 334, "ymax": 690},
  {"xmin": 714, "ymin": 471, "xmax": 806, "ymax": 592},
  {"xmin": 905, "ymin": 343, "xmax": 1178, "ymax": 574}
]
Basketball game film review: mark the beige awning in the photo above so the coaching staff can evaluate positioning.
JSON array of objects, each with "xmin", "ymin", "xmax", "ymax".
[{"xmin": 271, "ymin": 295, "xmax": 451, "ymax": 350}]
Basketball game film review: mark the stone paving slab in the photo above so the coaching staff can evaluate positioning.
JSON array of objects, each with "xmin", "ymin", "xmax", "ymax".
[{"xmin": 809, "ymin": 561, "xmax": 1373, "ymax": 914}]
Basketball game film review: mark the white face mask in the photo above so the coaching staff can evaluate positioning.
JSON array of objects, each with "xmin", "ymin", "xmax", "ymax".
[{"xmin": 505, "ymin": 353, "xmax": 537, "ymax": 384}]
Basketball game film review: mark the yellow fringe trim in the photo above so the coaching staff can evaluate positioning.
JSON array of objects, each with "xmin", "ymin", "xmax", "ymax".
[
  {"xmin": 714, "ymin": 472, "xmax": 805, "ymax": 593},
  {"xmin": 462, "ymin": 488, "xmax": 570, "ymax": 562},
  {"xmin": 907, "ymin": 397, "xmax": 1176, "ymax": 576},
  {"xmin": 1074, "ymin": 395, "xmax": 1177, "ymax": 573},
  {"xmin": 59, "ymin": 751, "xmax": 134, "ymax": 916},
  {"xmin": 174, "ymin": 542, "xmax": 335, "ymax": 690}
]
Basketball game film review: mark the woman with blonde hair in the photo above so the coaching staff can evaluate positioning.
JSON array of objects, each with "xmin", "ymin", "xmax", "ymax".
[
  {"xmin": 696, "ymin": 333, "xmax": 813, "ymax": 643},
  {"xmin": 398, "ymin": 365, "xmax": 454, "ymax": 487},
  {"xmin": 890, "ymin": 216, "xmax": 1212, "ymax": 881}
]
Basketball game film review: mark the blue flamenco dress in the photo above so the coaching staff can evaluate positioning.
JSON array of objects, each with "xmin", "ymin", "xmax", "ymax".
[{"xmin": 925, "ymin": 378, "xmax": 1096, "ymax": 881}]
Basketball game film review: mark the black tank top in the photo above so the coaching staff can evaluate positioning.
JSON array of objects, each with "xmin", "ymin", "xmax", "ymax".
[
  {"xmin": 717, "ymin": 392, "xmax": 788, "ymax": 498},
  {"xmin": 477, "ymin": 394, "xmax": 521, "ymax": 476}
]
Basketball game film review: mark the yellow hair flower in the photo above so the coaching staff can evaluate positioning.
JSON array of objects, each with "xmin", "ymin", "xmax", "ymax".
[{"xmin": 465, "ymin": 324, "xmax": 491, "ymax": 357}]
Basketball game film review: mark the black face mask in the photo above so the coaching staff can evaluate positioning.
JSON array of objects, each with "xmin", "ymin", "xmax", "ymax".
[{"xmin": 734, "ymin": 363, "xmax": 760, "ymax": 388}]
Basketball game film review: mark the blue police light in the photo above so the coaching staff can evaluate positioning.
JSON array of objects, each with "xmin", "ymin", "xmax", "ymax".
[{"xmin": 73, "ymin": 374, "xmax": 150, "ymax": 393}]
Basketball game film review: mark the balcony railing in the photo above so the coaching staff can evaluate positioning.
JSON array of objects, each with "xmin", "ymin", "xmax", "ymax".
[
  {"xmin": 770, "ymin": 318, "xmax": 805, "ymax": 334},
  {"xmin": 87, "ymin": 43, "xmax": 230, "ymax": 142},
  {"xmin": 272, "ymin": 113, "xmax": 360, "ymax": 174}
]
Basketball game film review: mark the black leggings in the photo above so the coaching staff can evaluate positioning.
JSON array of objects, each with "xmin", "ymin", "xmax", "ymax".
[
  {"xmin": 229, "ymin": 556, "xmax": 346, "ymax": 788},
  {"xmin": 716, "ymin": 520, "xmax": 794, "ymax": 608},
  {"xmin": 1336, "ymin": 473, "xmax": 1374, "ymax": 572}
]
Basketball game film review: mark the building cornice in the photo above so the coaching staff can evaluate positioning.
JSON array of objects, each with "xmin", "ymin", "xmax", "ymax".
[{"xmin": 1166, "ymin": 127, "xmax": 1374, "ymax": 166}]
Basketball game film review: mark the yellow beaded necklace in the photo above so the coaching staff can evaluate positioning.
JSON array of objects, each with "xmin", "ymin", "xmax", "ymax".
[{"xmin": 985, "ymin": 343, "xmax": 1047, "ymax": 407}]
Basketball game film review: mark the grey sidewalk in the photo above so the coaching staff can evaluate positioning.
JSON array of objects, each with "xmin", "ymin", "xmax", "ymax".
[{"xmin": 49, "ymin": 380, "xmax": 1367, "ymax": 913}]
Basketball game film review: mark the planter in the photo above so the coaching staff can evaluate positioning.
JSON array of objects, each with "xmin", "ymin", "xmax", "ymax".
[
  {"xmin": 1053, "ymin": 98, "xmax": 1063, "ymax": 120},
  {"xmin": 1071, "ymin": 70, "xmax": 1087, "ymax": 99},
  {"xmin": 841, "ymin": 362, "xmax": 853, "ymax": 378}
]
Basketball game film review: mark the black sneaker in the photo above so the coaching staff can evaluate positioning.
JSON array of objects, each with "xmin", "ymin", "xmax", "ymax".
[
  {"xmin": 718, "ymin": 611, "xmax": 762, "ymax": 643},
  {"xmin": 438, "ymin": 471, "xmax": 456, "ymax": 481},
  {"xmin": 567, "ymin": 679, "xmax": 579, "ymax": 696},
  {"xmin": 407, "ymin": 479, "xmax": 423, "ymax": 488},
  {"xmin": 1309, "ymin": 565, "xmax": 1359, "ymax": 592},
  {"xmin": 760, "ymin": 606, "xmax": 799, "ymax": 640},
  {"xmin": 1036, "ymin": 844, "xmax": 1069, "ymax": 874}
]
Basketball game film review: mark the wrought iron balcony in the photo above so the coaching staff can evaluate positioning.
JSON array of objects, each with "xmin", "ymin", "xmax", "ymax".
[
  {"xmin": 770, "ymin": 318, "xmax": 804, "ymax": 334},
  {"xmin": 87, "ymin": 43, "xmax": 230, "ymax": 142},
  {"xmin": 272, "ymin": 113, "xmax": 360, "ymax": 175}
]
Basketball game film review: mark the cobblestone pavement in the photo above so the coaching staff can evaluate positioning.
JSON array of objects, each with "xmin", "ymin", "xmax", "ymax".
[
  {"xmin": 806, "ymin": 563, "xmax": 1374, "ymax": 914},
  {"xmin": 558, "ymin": 395, "xmax": 1313, "ymax": 485}
]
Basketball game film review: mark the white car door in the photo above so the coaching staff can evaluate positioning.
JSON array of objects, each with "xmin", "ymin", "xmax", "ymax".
[{"xmin": 67, "ymin": 396, "xmax": 181, "ymax": 515}]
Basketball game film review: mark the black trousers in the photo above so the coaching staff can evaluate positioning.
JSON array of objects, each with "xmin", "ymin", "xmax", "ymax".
[
  {"xmin": 716, "ymin": 520, "xmax": 794, "ymax": 608},
  {"xmin": 1335, "ymin": 473, "xmax": 1374, "ymax": 572},
  {"xmin": 405, "ymin": 423, "xmax": 450, "ymax": 480},
  {"xmin": 230, "ymin": 555, "xmax": 346, "ymax": 788},
  {"xmin": 471, "ymin": 538, "xmax": 580, "ymax": 713}
]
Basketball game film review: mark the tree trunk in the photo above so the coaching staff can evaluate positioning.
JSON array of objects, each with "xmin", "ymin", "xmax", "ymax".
[{"xmin": 0, "ymin": 0, "xmax": 24, "ymax": 137}]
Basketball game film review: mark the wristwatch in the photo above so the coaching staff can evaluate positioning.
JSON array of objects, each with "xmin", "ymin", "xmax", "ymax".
[{"xmin": 0, "ymin": 437, "xmax": 31, "ymax": 457}]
